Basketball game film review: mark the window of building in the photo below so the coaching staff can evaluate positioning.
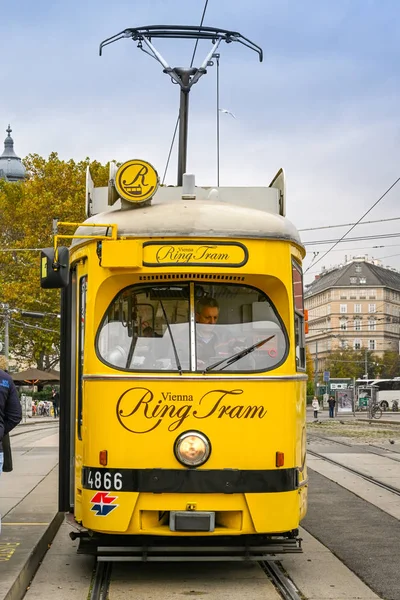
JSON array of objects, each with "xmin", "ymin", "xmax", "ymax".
[
  {"xmin": 355, "ymin": 265, "xmax": 362, "ymax": 273},
  {"xmin": 368, "ymin": 319, "xmax": 376, "ymax": 331},
  {"xmin": 359, "ymin": 277, "xmax": 366, "ymax": 284},
  {"xmin": 340, "ymin": 304, "xmax": 347, "ymax": 313},
  {"xmin": 350, "ymin": 277, "xmax": 357, "ymax": 285},
  {"xmin": 369, "ymin": 304, "xmax": 376, "ymax": 313},
  {"xmin": 340, "ymin": 318, "xmax": 347, "ymax": 331},
  {"xmin": 340, "ymin": 293, "xmax": 347, "ymax": 299},
  {"xmin": 354, "ymin": 319, "xmax": 361, "ymax": 331},
  {"xmin": 327, "ymin": 304, "xmax": 331, "ymax": 314},
  {"xmin": 354, "ymin": 304, "xmax": 362, "ymax": 313},
  {"xmin": 369, "ymin": 339, "xmax": 376, "ymax": 351},
  {"xmin": 368, "ymin": 289, "xmax": 376, "ymax": 299},
  {"xmin": 340, "ymin": 339, "xmax": 348, "ymax": 349},
  {"xmin": 354, "ymin": 339, "xmax": 362, "ymax": 350}
]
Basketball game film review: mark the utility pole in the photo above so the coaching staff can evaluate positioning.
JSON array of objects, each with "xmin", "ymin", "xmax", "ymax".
[
  {"xmin": 314, "ymin": 340, "xmax": 319, "ymax": 396},
  {"xmin": 0, "ymin": 303, "xmax": 10, "ymax": 370},
  {"xmin": 4, "ymin": 303, "xmax": 9, "ymax": 370}
]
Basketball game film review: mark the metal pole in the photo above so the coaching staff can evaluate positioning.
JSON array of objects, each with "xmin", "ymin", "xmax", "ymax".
[
  {"xmin": 4, "ymin": 303, "xmax": 9, "ymax": 370},
  {"xmin": 314, "ymin": 340, "xmax": 318, "ymax": 396},
  {"xmin": 216, "ymin": 54, "xmax": 220, "ymax": 187},
  {"xmin": 365, "ymin": 348, "xmax": 368, "ymax": 381},
  {"xmin": 176, "ymin": 68, "xmax": 197, "ymax": 186}
]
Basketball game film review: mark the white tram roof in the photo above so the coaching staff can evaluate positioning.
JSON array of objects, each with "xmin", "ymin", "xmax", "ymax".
[
  {"xmin": 72, "ymin": 199, "xmax": 304, "ymax": 252},
  {"xmin": 72, "ymin": 168, "xmax": 304, "ymax": 252}
]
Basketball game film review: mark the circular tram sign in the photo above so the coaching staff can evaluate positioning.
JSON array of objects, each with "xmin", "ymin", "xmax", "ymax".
[{"xmin": 115, "ymin": 159, "xmax": 159, "ymax": 203}]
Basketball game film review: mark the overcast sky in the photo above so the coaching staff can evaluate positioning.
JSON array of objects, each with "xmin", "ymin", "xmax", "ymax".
[{"xmin": 2, "ymin": 0, "xmax": 400, "ymax": 284}]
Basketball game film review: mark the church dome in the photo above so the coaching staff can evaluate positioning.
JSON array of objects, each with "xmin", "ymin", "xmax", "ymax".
[{"xmin": 0, "ymin": 125, "xmax": 26, "ymax": 182}]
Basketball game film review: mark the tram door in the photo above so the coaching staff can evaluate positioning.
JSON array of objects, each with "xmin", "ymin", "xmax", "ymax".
[{"xmin": 73, "ymin": 263, "xmax": 88, "ymax": 521}]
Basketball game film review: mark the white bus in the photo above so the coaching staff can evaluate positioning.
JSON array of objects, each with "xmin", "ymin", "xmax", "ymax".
[{"xmin": 362, "ymin": 379, "xmax": 400, "ymax": 411}]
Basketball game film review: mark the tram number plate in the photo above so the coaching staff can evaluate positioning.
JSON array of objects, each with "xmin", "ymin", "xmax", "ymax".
[{"xmin": 85, "ymin": 469, "xmax": 123, "ymax": 491}]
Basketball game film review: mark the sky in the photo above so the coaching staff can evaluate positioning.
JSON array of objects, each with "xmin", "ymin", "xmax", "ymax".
[{"xmin": 2, "ymin": 0, "xmax": 400, "ymax": 284}]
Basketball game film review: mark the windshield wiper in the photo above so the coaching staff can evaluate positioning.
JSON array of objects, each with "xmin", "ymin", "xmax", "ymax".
[
  {"xmin": 205, "ymin": 334, "xmax": 275, "ymax": 372},
  {"xmin": 159, "ymin": 299, "xmax": 183, "ymax": 375}
]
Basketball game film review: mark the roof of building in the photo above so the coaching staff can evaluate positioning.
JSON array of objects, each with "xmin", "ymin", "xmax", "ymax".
[
  {"xmin": 0, "ymin": 125, "xmax": 26, "ymax": 182},
  {"xmin": 305, "ymin": 259, "xmax": 400, "ymax": 296}
]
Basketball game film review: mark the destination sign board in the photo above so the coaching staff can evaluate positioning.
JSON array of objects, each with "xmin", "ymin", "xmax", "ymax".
[{"xmin": 143, "ymin": 241, "xmax": 248, "ymax": 267}]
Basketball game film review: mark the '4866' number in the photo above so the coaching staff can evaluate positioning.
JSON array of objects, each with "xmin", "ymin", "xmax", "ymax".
[{"xmin": 87, "ymin": 470, "xmax": 123, "ymax": 491}]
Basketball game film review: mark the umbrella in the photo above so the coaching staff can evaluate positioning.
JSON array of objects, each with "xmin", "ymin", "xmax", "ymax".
[{"xmin": 11, "ymin": 368, "xmax": 60, "ymax": 383}]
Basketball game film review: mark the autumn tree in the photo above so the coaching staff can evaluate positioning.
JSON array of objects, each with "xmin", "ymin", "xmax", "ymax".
[
  {"xmin": 0, "ymin": 153, "xmax": 110, "ymax": 369},
  {"xmin": 377, "ymin": 351, "xmax": 400, "ymax": 379},
  {"xmin": 306, "ymin": 346, "xmax": 314, "ymax": 395},
  {"xmin": 324, "ymin": 348, "xmax": 381, "ymax": 380}
]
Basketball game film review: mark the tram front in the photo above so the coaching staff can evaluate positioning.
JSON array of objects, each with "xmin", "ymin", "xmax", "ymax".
[{"xmin": 41, "ymin": 163, "xmax": 307, "ymax": 560}]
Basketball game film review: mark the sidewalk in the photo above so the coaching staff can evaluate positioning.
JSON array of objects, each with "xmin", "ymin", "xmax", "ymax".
[
  {"xmin": 12, "ymin": 417, "xmax": 59, "ymax": 430},
  {"xmin": 1, "ymin": 421, "xmax": 61, "ymax": 600},
  {"xmin": 306, "ymin": 405, "xmax": 400, "ymax": 424}
]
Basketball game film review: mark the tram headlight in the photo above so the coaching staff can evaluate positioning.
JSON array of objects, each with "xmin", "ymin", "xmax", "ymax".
[{"xmin": 174, "ymin": 431, "xmax": 211, "ymax": 468}]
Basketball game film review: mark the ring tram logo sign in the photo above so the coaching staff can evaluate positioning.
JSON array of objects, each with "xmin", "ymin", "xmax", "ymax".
[{"xmin": 115, "ymin": 159, "xmax": 159, "ymax": 203}]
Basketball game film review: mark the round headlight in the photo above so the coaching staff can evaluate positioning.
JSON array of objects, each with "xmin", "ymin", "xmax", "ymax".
[{"xmin": 174, "ymin": 431, "xmax": 211, "ymax": 467}]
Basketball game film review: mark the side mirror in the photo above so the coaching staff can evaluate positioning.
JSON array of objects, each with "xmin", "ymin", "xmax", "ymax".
[{"xmin": 40, "ymin": 247, "xmax": 69, "ymax": 289}]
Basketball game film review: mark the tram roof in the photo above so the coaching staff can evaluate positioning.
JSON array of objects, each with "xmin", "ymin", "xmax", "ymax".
[{"xmin": 71, "ymin": 201, "xmax": 304, "ymax": 254}]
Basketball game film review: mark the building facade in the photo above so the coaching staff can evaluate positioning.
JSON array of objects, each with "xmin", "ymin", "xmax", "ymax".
[{"xmin": 305, "ymin": 257, "xmax": 400, "ymax": 369}]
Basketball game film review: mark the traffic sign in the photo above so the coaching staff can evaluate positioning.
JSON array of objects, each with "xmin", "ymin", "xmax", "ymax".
[{"xmin": 323, "ymin": 370, "xmax": 330, "ymax": 382}]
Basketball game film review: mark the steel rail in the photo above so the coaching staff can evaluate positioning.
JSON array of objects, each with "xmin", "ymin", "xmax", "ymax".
[
  {"xmin": 89, "ymin": 561, "xmax": 112, "ymax": 600},
  {"xmin": 308, "ymin": 448, "xmax": 400, "ymax": 496},
  {"xmin": 259, "ymin": 560, "xmax": 303, "ymax": 600},
  {"xmin": 308, "ymin": 432, "xmax": 400, "ymax": 463},
  {"xmin": 11, "ymin": 424, "xmax": 58, "ymax": 438}
]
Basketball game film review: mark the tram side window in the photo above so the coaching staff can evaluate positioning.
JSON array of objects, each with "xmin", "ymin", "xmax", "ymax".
[
  {"xmin": 292, "ymin": 261, "xmax": 306, "ymax": 370},
  {"xmin": 97, "ymin": 285, "xmax": 190, "ymax": 371}
]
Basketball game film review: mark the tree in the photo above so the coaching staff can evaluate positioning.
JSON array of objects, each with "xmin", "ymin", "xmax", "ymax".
[
  {"xmin": 0, "ymin": 153, "xmax": 111, "ymax": 369},
  {"xmin": 377, "ymin": 351, "xmax": 400, "ymax": 379},
  {"xmin": 324, "ymin": 348, "xmax": 381, "ymax": 380},
  {"xmin": 306, "ymin": 346, "xmax": 314, "ymax": 395}
]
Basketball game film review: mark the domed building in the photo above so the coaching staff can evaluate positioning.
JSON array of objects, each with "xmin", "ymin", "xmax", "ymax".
[{"xmin": 0, "ymin": 124, "xmax": 26, "ymax": 182}]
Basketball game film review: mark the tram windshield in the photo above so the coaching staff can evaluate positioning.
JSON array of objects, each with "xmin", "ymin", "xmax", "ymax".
[{"xmin": 97, "ymin": 283, "xmax": 288, "ymax": 372}]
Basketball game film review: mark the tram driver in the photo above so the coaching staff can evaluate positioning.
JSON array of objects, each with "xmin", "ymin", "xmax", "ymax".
[{"xmin": 195, "ymin": 297, "xmax": 220, "ymax": 367}]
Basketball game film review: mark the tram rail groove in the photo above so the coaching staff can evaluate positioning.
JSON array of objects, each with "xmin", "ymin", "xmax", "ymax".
[
  {"xmin": 89, "ymin": 561, "xmax": 112, "ymax": 600},
  {"xmin": 259, "ymin": 560, "xmax": 303, "ymax": 600},
  {"xmin": 308, "ymin": 449, "xmax": 400, "ymax": 496}
]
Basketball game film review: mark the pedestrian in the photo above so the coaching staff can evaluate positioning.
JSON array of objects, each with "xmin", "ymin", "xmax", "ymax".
[
  {"xmin": 51, "ymin": 388, "xmax": 60, "ymax": 418},
  {"xmin": 0, "ymin": 367, "xmax": 22, "ymax": 475},
  {"xmin": 312, "ymin": 396, "xmax": 320, "ymax": 420},
  {"xmin": 328, "ymin": 395, "xmax": 336, "ymax": 418}
]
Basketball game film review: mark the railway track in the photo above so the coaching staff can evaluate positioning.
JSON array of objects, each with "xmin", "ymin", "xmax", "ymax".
[
  {"xmin": 89, "ymin": 559, "xmax": 303, "ymax": 600},
  {"xmin": 308, "ymin": 431, "xmax": 400, "ymax": 462},
  {"xmin": 308, "ymin": 447, "xmax": 400, "ymax": 496},
  {"xmin": 11, "ymin": 424, "xmax": 58, "ymax": 438}
]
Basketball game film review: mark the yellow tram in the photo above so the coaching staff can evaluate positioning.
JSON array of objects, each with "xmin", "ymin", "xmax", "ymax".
[
  {"xmin": 40, "ymin": 161, "xmax": 307, "ymax": 560},
  {"xmin": 40, "ymin": 25, "xmax": 307, "ymax": 560}
]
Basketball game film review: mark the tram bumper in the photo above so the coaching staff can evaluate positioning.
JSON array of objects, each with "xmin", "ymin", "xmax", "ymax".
[{"xmin": 81, "ymin": 490, "xmax": 303, "ymax": 533}]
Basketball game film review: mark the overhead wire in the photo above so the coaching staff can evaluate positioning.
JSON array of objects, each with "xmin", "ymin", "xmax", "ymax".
[
  {"xmin": 299, "ymin": 216, "xmax": 400, "ymax": 232},
  {"xmin": 304, "ymin": 175, "xmax": 400, "ymax": 274},
  {"xmin": 161, "ymin": 0, "xmax": 210, "ymax": 185},
  {"xmin": 304, "ymin": 232, "xmax": 400, "ymax": 246}
]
